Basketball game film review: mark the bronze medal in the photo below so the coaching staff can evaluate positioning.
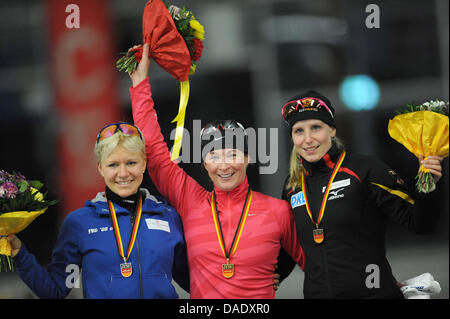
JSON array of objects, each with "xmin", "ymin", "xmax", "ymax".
[
  {"xmin": 301, "ymin": 151, "xmax": 346, "ymax": 246},
  {"xmin": 108, "ymin": 195, "xmax": 143, "ymax": 279},
  {"xmin": 313, "ymin": 228, "xmax": 324, "ymax": 244}
]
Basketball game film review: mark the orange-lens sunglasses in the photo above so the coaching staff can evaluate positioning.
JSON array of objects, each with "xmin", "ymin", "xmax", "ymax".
[{"xmin": 96, "ymin": 122, "xmax": 143, "ymax": 144}]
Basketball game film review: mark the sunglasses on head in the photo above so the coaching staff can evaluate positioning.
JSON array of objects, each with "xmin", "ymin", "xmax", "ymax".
[
  {"xmin": 281, "ymin": 97, "xmax": 334, "ymax": 123},
  {"xmin": 96, "ymin": 122, "xmax": 143, "ymax": 144},
  {"xmin": 200, "ymin": 120, "xmax": 247, "ymax": 137}
]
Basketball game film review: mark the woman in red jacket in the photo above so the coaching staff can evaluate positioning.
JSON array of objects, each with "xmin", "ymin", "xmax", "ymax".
[{"xmin": 128, "ymin": 44, "xmax": 304, "ymax": 299}]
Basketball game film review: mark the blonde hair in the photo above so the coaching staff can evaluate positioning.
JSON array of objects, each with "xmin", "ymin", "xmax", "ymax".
[
  {"xmin": 285, "ymin": 136, "xmax": 345, "ymax": 191},
  {"xmin": 94, "ymin": 130, "xmax": 146, "ymax": 164}
]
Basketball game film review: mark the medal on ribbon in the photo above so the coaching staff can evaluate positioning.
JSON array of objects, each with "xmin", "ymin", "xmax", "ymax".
[
  {"xmin": 210, "ymin": 188, "xmax": 252, "ymax": 279},
  {"xmin": 222, "ymin": 259, "xmax": 235, "ymax": 279},
  {"xmin": 312, "ymin": 227, "xmax": 324, "ymax": 244},
  {"xmin": 108, "ymin": 195, "xmax": 143, "ymax": 278},
  {"xmin": 120, "ymin": 262, "xmax": 133, "ymax": 278},
  {"xmin": 301, "ymin": 151, "xmax": 346, "ymax": 244}
]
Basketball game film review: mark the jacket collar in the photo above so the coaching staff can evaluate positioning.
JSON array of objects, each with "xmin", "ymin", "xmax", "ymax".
[
  {"xmin": 214, "ymin": 177, "xmax": 250, "ymax": 202},
  {"xmin": 301, "ymin": 143, "xmax": 342, "ymax": 176},
  {"xmin": 88, "ymin": 188, "xmax": 167, "ymax": 216}
]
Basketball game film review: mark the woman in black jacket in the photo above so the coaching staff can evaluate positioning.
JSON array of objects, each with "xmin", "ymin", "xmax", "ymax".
[{"xmin": 280, "ymin": 90, "xmax": 444, "ymax": 298}]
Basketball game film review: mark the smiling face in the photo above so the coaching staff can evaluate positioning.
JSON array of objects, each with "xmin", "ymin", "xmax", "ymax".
[
  {"xmin": 291, "ymin": 119, "xmax": 336, "ymax": 163},
  {"xmin": 97, "ymin": 146, "xmax": 146, "ymax": 198},
  {"xmin": 203, "ymin": 148, "xmax": 249, "ymax": 191}
]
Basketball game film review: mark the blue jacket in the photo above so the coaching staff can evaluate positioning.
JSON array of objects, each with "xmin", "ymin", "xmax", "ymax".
[{"xmin": 14, "ymin": 189, "xmax": 189, "ymax": 299}]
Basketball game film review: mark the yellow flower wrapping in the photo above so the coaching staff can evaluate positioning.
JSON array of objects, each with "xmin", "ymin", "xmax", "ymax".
[
  {"xmin": 0, "ymin": 208, "xmax": 47, "ymax": 256},
  {"xmin": 388, "ymin": 110, "xmax": 449, "ymax": 172}
]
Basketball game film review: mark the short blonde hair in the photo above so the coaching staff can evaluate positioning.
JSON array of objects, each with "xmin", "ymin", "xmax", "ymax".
[{"xmin": 94, "ymin": 130, "xmax": 146, "ymax": 163}]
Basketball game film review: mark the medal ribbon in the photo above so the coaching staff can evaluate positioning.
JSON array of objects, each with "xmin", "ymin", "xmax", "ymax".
[
  {"xmin": 301, "ymin": 151, "xmax": 346, "ymax": 227},
  {"xmin": 108, "ymin": 196, "xmax": 143, "ymax": 262},
  {"xmin": 210, "ymin": 188, "xmax": 252, "ymax": 262}
]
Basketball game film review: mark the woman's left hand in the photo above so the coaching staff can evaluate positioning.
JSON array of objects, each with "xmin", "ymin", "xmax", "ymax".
[{"xmin": 419, "ymin": 155, "xmax": 444, "ymax": 183}]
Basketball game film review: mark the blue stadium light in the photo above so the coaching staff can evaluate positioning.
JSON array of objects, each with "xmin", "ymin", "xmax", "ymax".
[{"xmin": 339, "ymin": 75, "xmax": 380, "ymax": 111}]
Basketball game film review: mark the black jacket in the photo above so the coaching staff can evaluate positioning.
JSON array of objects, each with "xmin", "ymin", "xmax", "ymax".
[{"xmin": 281, "ymin": 144, "xmax": 441, "ymax": 299}]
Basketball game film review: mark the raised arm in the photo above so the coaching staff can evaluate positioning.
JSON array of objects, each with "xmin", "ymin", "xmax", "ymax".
[{"xmin": 129, "ymin": 44, "xmax": 206, "ymax": 216}]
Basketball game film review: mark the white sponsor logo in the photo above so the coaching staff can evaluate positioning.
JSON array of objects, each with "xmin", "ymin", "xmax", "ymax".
[
  {"xmin": 88, "ymin": 226, "xmax": 112, "ymax": 234},
  {"xmin": 146, "ymin": 218, "xmax": 171, "ymax": 233},
  {"xmin": 328, "ymin": 188, "xmax": 345, "ymax": 201},
  {"xmin": 322, "ymin": 178, "xmax": 351, "ymax": 193},
  {"xmin": 291, "ymin": 191, "xmax": 306, "ymax": 209}
]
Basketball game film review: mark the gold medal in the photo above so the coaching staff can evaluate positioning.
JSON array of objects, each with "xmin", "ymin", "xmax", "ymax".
[
  {"xmin": 222, "ymin": 259, "xmax": 235, "ymax": 278},
  {"xmin": 313, "ymin": 228, "xmax": 324, "ymax": 244},
  {"xmin": 211, "ymin": 188, "xmax": 252, "ymax": 279}
]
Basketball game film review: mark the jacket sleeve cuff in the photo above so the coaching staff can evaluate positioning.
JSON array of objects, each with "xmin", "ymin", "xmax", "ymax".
[
  {"xmin": 129, "ymin": 76, "xmax": 150, "ymax": 91},
  {"xmin": 13, "ymin": 243, "xmax": 29, "ymax": 264}
]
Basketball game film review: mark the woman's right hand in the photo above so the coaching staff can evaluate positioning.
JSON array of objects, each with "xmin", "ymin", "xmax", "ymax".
[
  {"xmin": 7, "ymin": 234, "xmax": 22, "ymax": 257},
  {"xmin": 129, "ymin": 43, "xmax": 151, "ymax": 88}
]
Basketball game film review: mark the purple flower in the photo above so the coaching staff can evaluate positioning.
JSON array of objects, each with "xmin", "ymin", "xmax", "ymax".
[
  {"xmin": 15, "ymin": 172, "xmax": 26, "ymax": 182},
  {"xmin": 0, "ymin": 170, "xmax": 9, "ymax": 183},
  {"xmin": 0, "ymin": 181, "xmax": 19, "ymax": 199}
]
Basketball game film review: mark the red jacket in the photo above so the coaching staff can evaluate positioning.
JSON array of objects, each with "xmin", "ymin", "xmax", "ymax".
[{"xmin": 131, "ymin": 78, "xmax": 304, "ymax": 298}]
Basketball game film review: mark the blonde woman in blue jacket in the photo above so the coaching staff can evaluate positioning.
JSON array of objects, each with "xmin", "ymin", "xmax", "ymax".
[{"xmin": 7, "ymin": 123, "xmax": 189, "ymax": 298}]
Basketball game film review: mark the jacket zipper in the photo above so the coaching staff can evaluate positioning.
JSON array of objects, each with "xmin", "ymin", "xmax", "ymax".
[
  {"xmin": 310, "ymin": 174, "xmax": 333, "ymax": 298},
  {"xmin": 321, "ymin": 245, "xmax": 333, "ymax": 298},
  {"xmin": 226, "ymin": 192, "xmax": 231, "ymax": 244},
  {"xmin": 136, "ymin": 239, "xmax": 144, "ymax": 298}
]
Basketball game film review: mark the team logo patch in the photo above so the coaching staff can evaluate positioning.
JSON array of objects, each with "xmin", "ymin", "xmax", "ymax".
[
  {"xmin": 388, "ymin": 170, "xmax": 405, "ymax": 185},
  {"xmin": 291, "ymin": 190, "xmax": 306, "ymax": 209}
]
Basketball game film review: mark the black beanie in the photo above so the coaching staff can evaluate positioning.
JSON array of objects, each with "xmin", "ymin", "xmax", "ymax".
[
  {"xmin": 283, "ymin": 90, "xmax": 336, "ymax": 133},
  {"xmin": 200, "ymin": 120, "xmax": 248, "ymax": 158}
]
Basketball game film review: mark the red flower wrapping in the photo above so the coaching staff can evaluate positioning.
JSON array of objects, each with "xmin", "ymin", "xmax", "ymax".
[{"xmin": 132, "ymin": 0, "xmax": 191, "ymax": 82}]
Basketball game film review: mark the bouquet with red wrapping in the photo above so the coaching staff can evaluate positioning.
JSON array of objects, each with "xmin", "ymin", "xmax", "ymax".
[
  {"xmin": 116, "ymin": 0, "xmax": 205, "ymax": 79},
  {"xmin": 116, "ymin": 0, "xmax": 205, "ymax": 161}
]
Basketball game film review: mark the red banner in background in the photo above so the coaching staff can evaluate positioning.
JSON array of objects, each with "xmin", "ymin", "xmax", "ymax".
[{"xmin": 46, "ymin": 0, "xmax": 121, "ymax": 217}]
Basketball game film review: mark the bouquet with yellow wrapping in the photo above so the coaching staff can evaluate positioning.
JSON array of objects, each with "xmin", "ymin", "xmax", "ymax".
[
  {"xmin": 388, "ymin": 100, "xmax": 449, "ymax": 193},
  {"xmin": 0, "ymin": 170, "xmax": 59, "ymax": 271}
]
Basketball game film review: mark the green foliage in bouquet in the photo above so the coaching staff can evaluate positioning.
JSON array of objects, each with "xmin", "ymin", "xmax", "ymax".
[
  {"xmin": 116, "ymin": 1, "xmax": 204, "ymax": 75},
  {"xmin": 396, "ymin": 99, "xmax": 449, "ymax": 116},
  {"xmin": 0, "ymin": 170, "xmax": 59, "ymax": 215}
]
